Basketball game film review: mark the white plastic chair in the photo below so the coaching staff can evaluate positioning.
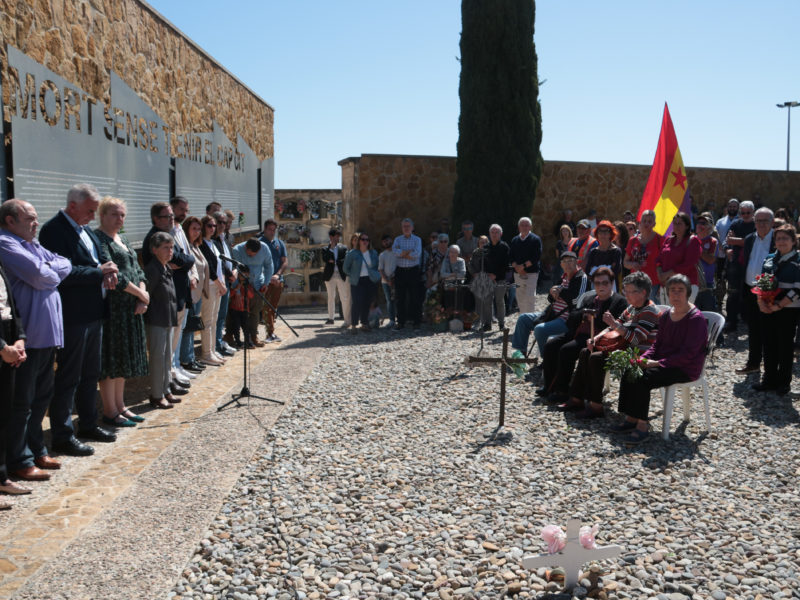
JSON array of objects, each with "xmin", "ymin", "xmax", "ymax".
[
  {"xmin": 602, "ymin": 304, "xmax": 672, "ymax": 394},
  {"xmin": 658, "ymin": 311, "xmax": 725, "ymax": 440}
]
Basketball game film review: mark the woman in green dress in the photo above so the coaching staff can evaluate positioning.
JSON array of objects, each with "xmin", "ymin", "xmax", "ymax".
[{"xmin": 95, "ymin": 197, "xmax": 150, "ymax": 426}]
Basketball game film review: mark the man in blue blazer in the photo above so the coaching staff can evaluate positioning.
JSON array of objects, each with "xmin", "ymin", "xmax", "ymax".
[{"xmin": 38, "ymin": 184, "xmax": 119, "ymax": 456}]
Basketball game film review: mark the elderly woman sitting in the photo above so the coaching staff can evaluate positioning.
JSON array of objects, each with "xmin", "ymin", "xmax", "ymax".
[
  {"xmin": 509, "ymin": 251, "xmax": 588, "ymax": 376},
  {"xmin": 560, "ymin": 271, "xmax": 660, "ymax": 418},
  {"xmin": 613, "ymin": 273, "xmax": 708, "ymax": 443},
  {"xmin": 439, "ymin": 245, "xmax": 467, "ymax": 311}
]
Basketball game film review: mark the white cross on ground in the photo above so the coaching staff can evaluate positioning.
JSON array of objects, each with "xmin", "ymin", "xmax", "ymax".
[{"xmin": 521, "ymin": 519, "xmax": 622, "ymax": 589}]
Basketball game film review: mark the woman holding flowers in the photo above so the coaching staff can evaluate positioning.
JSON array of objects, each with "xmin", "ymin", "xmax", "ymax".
[
  {"xmin": 561, "ymin": 271, "xmax": 660, "ymax": 419},
  {"xmin": 753, "ymin": 223, "xmax": 800, "ymax": 394},
  {"xmin": 613, "ymin": 274, "xmax": 707, "ymax": 444}
]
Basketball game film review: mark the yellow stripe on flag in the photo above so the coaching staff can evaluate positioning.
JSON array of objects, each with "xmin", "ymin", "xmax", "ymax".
[{"xmin": 652, "ymin": 148, "xmax": 688, "ymax": 236}]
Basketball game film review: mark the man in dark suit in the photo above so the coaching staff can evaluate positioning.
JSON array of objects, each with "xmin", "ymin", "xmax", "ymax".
[
  {"xmin": 322, "ymin": 228, "xmax": 351, "ymax": 326},
  {"xmin": 736, "ymin": 207, "xmax": 775, "ymax": 375},
  {"xmin": 0, "ymin": 260, "xmax": 30, "ymax": 503},
  {"xmin": 38, "ymin": 184, "xmax": 119, "ymax": 456}
]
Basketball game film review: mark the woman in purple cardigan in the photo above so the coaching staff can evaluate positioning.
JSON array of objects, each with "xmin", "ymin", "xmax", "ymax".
[{"xmin": 613, "ymin": 274, "xmax": 708, "ymax": 443}]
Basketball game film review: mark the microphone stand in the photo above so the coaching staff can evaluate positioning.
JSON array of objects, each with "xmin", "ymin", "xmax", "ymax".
[{"xmin": 218, "ymin": 268, "xmax": 290, "ymax": 412}]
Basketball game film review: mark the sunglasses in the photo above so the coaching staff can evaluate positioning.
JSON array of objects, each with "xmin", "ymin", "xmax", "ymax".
[
  {"xmin": 360, "ymin": 237, "xmax": 369, "ymax": 242},
  {"xmin": 205, "ymin": 224, "xmax": 216, "ymax": 229}
]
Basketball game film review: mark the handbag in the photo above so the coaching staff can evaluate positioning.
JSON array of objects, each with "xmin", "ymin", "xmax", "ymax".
[
  {"xmin": 594, "ymin": 329, "xmax": 628, "ymax": 353},
  {"xmin": 185, "ymin": 303, "xmax": 204, "ymax": 332}
]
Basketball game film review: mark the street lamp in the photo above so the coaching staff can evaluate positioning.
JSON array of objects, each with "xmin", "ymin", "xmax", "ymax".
[{"xmin": 777, "ymin": 101, "xmax": 800, "ymax": 171}]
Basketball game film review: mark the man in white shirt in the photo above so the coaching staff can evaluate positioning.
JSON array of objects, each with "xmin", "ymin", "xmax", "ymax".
[
  {"xmin": 322, "ymin": 229, "xmax": 351, "ymax": 326},
  {"xmin": 171, "ymin": 196, "xmax": 200, "ymax": 382}
]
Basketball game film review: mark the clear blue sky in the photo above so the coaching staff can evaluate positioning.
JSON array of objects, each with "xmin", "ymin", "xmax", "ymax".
[{"xmin": 147, "ymin": 0, "xmax": 799, "ymax": 189}]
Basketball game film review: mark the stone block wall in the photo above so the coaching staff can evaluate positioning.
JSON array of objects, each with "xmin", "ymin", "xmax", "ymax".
[
  {"xmin": 338, "ymin": 154, "xmax": 457, "ymax": 241},
  {"xmin": 0, "ymin": 0, "xmax": 273, "ymax": 159},
  {"xmin": 340, "ymin": 154, "xmax": 800, "ymax": 267}
]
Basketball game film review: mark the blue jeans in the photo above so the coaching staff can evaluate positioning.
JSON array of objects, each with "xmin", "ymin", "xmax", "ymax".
[
  {"xmin": 180, "ymin": 300, "xmax": 201, "ymax": 363},
  {"xmin": 650, "ymin": 284, "xmax": 661, "ymax": 303},
  {"xmin": 382, "ymin": 282, "xmax": 396, "ymax": 324},
  {"xmin": 216, "ymin": 286, "xmax": 230, "ymax": 351},
  {"xmin": 511, "ymin": 312, "xmax": 568, "ymax": 353},
  {"xmin": 172, "ymin": 308, "xmax": 188, "ymax": 369}
]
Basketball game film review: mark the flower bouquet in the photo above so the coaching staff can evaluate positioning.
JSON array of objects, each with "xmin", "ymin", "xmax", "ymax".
[
  {"xmin": 751, "ymin": 272, "xmax": 779, "ymax": 304},
  {"xmin": 238, "ymin": 211, "xmax": 245, "ymax": 227},
  {"xmin": 604, "ymin": 347, "xmax": 646, "ymax": 383}
]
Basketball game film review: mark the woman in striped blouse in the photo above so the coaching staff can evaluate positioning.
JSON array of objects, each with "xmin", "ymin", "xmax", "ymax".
[{"xmin": 560, "ymin": 271, "xmax": 660, "ymax": 418}]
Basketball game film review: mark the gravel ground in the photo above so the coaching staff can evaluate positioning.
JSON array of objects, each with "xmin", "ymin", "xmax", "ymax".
[{"xmin": 169, "ymin": 318, "xmax": 800, "ymax": 600}]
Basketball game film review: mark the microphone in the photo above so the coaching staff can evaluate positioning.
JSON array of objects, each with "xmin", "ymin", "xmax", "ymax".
[{"xmin": 219, "ymin": 254, "xmax": 249, "ymax": 271}]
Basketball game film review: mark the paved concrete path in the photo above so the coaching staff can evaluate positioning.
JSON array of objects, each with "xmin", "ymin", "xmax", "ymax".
[{"xmin": 0, "ymin": 309, "xmax": 334, "ymax": 600}]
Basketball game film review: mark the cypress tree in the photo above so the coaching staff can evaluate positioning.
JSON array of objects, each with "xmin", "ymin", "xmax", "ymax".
[{"xmin": 452, "ymin": 0, "xmax": 543, "ymax": 241}]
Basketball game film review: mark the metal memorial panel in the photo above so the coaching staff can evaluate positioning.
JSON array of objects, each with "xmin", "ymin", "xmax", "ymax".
[
  {"xmin": 0, "ymin": 74, "xmax": 6, "ymax": 203},
  {"xmin": 175, "ymin": 122, "xmax": 259, "ymax": 232},
  {"xmin": 108, "ymin": 72, "xmax": 170, "ymax": 244},
  {"xmin": 7, "ymin": 45, "xmax": 115, "ymax": 225},
  {"xmin": 260, "ymin": 156, "xmax": 275, "ymax": 223}
]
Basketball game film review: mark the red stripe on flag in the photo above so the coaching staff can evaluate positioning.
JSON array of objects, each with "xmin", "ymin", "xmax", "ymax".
[{"xmin": 638, "ymin": 104, "xmax": 679, "ymax": 220}]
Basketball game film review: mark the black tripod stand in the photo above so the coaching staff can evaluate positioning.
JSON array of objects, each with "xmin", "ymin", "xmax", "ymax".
[{"xmin": 217, "ymin": 265, "xmax": 299, "ymax": 411}]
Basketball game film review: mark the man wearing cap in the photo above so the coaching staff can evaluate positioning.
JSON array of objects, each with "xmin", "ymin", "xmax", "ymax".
[
  {"xmin": 509, "ymin": 217, "xmax": 542, "ymax": 314},
  {"xmin": 322, "ymin": 229, "xmax": 351, "ymax": 326},
  {"xmin": 508, "ymin": 251, "xmax": 587, "ymax": 376},
  {"xmin": 568, "ymin": 220, "xmax": 599, "ymax": 270}
]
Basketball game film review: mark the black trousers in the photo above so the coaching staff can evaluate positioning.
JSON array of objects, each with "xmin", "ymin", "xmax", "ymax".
[
  {"xmin": 568, "ymin": 348, "xmax": 608, "ymax": 405},
  {"xmin": 725, "ymin": 263, "xmax": 744, "ymax": 327},
  {"xmin": 395, "ymin": 266, "xmax": 421, "ymax": 326},
  {"xmin": 618, "ymin": 366, "xmax": 691, "ymax": 421},
  {"xmin": 0, "ymin": 358, "xmax": 16, "ymax": 482},
  {"xmin": 350, "ymin": 277, "xmax": 375, "ymax": 327},
  {"xmin": 542, "ymin": 332, "xmax": 590, "ymax": 393},
  {"xmin": 742, "ymin": 284, "xmax": 763, "ymax": 366},
  {"xmin": 762, "ymin": 307, "xmax": 798, "ymax": 388},
  {"xmin": 51, "ymin": 319, "xmax": 102, "ymax": 442}
]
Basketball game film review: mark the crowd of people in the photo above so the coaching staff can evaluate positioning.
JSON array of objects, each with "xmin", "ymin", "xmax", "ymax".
[
  {"xmin": 0, "ymin": 184, "xmax": 286, "ymax": 509},
  {"xmin": 2, "ymin": 189, "xmax": 799, "ymax": 506}
]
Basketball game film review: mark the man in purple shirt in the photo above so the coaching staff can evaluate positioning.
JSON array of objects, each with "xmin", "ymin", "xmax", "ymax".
[{"xmin": 0, "ymin": 199, "xmax": 72, "ymax": 479}]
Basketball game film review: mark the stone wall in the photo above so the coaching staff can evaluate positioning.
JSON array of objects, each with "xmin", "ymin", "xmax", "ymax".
[
  {"xmin": 338, "ymin": 154, "xmax": 457, "ymax": 241},
  {"xmin": 340, "ymin": 154, "xmax": 800, "ymax": 267},
  {"xmin": 0, "ymin": 0, "xmax": 273, "ymax": 159}
]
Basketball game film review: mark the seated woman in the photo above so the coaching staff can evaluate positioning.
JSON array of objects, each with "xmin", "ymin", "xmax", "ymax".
[
  {"xmin": 538, "ymin": 267, "xmax": 627, "ymax": 399},
  {"xmin": 440, "ymin": 244, "xmax": 467, "ymax": 311},
  {"xmin": 510, "ymin": 251, "xmax": 587, "ymax": 375},
  {"xmin": 613, "ymin": 273, "xmax": 708, "ymax": 443},
  {"xmin": 754, "ymin": 223, "xmax": 800, "ymax": 395},
  {"xmin": 561, "ymin": 271, "xmax": 660, "ymax": 418}
]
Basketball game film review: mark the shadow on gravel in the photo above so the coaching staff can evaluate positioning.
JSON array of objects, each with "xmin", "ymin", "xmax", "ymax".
[{"xmin": 734, "ymin": 380, "xmax": 800, "ymax": 428}]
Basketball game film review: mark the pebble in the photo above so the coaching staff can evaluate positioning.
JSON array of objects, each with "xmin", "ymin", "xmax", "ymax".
[{"xmin": 169, "ymin": 322, "xmax": 800, "ymax": 599}]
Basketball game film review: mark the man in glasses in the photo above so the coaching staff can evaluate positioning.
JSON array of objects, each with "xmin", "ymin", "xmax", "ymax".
[{"xmin": 722, "ymin": 199, "xmax": 756, "ymax": 333}]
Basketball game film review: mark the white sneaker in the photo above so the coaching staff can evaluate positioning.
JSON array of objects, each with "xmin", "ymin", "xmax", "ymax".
[
  {"xmin": 172, "ymin": 369, "xmax": 191, "ymax": 385},
  {"xmin": 177, "ymin": 366, "xmax": 196, "ymax": 380},
  {"xmin": 212, "ymin": 351, "xmax": 227, "ymax": 362},
  {"xmin": 222, "ymin": 341, "xmax": 237, "ymax": 353},
  {"xmin": 268, "ymin": 334, "xmax": 282, "ymax": 342}
]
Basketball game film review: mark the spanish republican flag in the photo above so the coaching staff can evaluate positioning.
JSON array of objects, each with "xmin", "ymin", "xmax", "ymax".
[{"xmin": 638, "ymin": 104, "xmax": 691, "ymax": 236}]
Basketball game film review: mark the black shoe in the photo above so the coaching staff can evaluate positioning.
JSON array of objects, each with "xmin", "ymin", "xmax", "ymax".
[
  {"xmin": 170, "ymin": 384, "xmax": 189, "ymax": 396},
  {"xmin": 325, "ymin": 319, "xmax": 334, "ymax": 325},
  {"xmin": 393, "ymin": 324, "xmax": 405, "ymax": 331},
  {"xmin": 52, "ymin": 436, "xmax": 95, "ymax": 456},
  {"xmin": 751, "ymin": 382, "xmax": 775, "ymax": 392},
  {"xmin": 498, "ymin": 322, "xmax": 505, "ymax": 331},
  {"xmin": 172, "ymin": 378, "xmax": 191, "ymax": 389},
  {"xmin": 775, "ymin": 385, "xmax": 791, "ymax": 396},
  {"xmin": 181, "ymin": 362, "xmax": 203, "ymax": 374},
  {"xmin": 77, "ymin": 426, "xmax": 117, "ymax": 443},
  {"xmin": 216, "ymin": 347, "xmax": 235, "ymax": 357},
  {"xmin": 535, "ymin": 386, "xmax": 548, "ymax": 396}
]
